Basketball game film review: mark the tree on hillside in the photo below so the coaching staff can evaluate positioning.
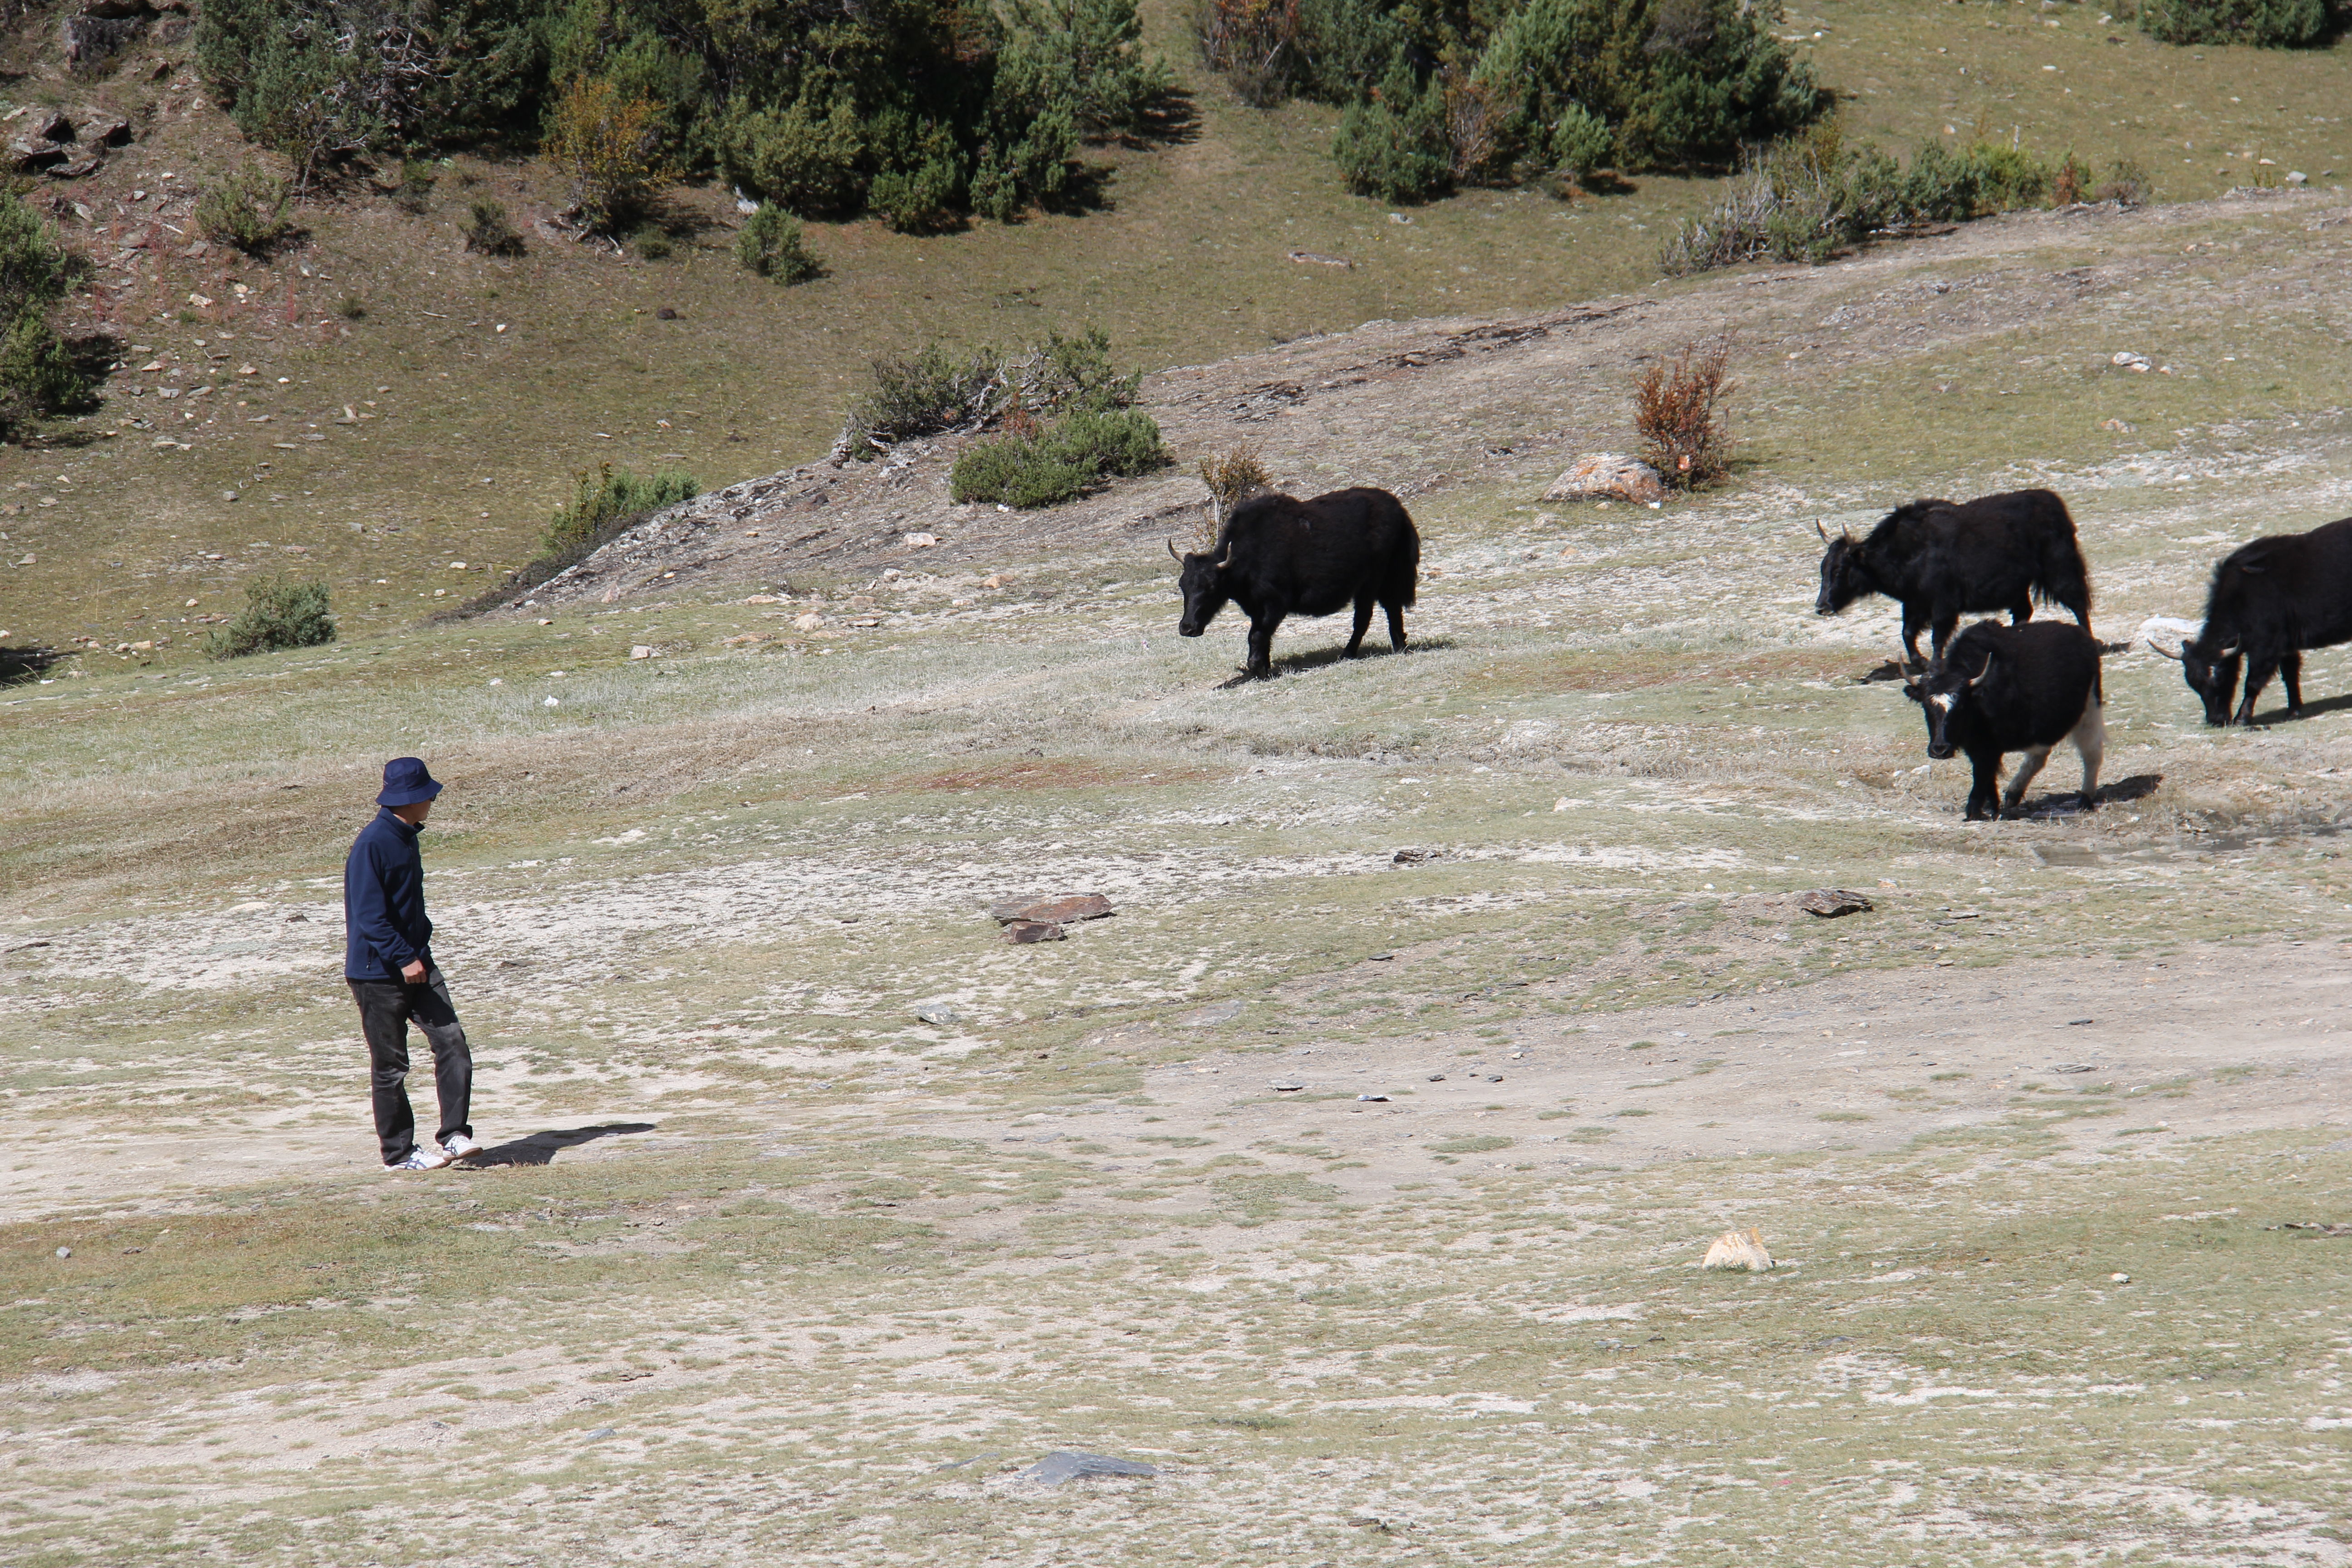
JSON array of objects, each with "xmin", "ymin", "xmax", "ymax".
[
  {"xmin": 0, "ymin": 192, "xmax": 91, "ymax": 441},
  {"xmin": 194, "ymin": 0, "xmax": 1168, "ymax": 230}
]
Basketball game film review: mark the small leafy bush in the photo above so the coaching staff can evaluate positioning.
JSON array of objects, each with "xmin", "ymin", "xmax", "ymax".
[
  {"xmin": 196, "ymin": 165, "xmax": 294, "ymax": 255},
  {"xmin": 393, "ymin": 160, "xmax": 436, "ymax": 215},
  {"xmin": 546, "ymin": 76, "xmax": 677, "ymax": 234},
  {"xmin": 2138, "ymin": 0, "xmax": 2333, "ymax": 46},
  {"xmin": 464, "ymin": 200, "xmax": 526, "ymax": 257},
  {"xmin": 737, "ymin": 202, "xmax": 821, "ymax": 283},
  {"xmin": 1631, "ymin": 335, "xmax": 1734, "ymax": 489},
  {"xmin": 951, "ymin": 407, "xmax": 1166, "ymax": 507},
  {"xmin": 2095, "ymin": 158, "xmax": 2152, "ymax": 206},
  {"xmin": 337, "ymin": 294, "xmax": 366, "ymax": 319},
  {"xmin": 1198, "ymin": 441, "xmax": 1271, "ymax": 538},
  {"xmin": 205, "ymin": 574, "xmax": 334, "ymax": 659},
  {"xmin": 634, "ymin": 229, "xmax": 673, "ymax": 260},
  {"xmin": 543, "ymin": 464, "xmax": 700, "ymax": 555}
]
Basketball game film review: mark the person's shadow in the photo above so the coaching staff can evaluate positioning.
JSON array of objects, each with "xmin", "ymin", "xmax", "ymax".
[{"xmin": 464, "ymin": 1122, "xmax": 656, "ymax": 1168}]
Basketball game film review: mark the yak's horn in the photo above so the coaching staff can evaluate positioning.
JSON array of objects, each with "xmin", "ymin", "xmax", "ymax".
[
  {"xmin": 1166, "ymin": 537, "xmax": 1181, "ymax": 561},
  {"xmin": 1966, "ymin": 655, "xmax": 1994, "ymax": 687},
  {"xmin": 1815, "ymin": 520, "xmax": 1828, "ymax": 541}
]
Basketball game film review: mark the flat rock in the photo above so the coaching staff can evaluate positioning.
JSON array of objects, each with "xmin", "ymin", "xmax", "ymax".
[
  {"xmin": 1017, "ymin": 1450, "xmax": 1159, "ymax": 1485},
  {"xmin": 1795, "ymin": 888, "xmax": 1872, "ymax": 918},
  {"xmin": 1542, "ymin": 452, "xmax": 1664, "ymax": 505},
  {"xmin": 1001, "ymin": 919, "xmax": 1064, "ymax": 944},
  {"xmin": 1703, "ymin": 1227, "xmax": 1774, "ymax": 1271},
  {"xmin": 989, "ymin": 893, "xmax": 1113, "ymax": 926}
]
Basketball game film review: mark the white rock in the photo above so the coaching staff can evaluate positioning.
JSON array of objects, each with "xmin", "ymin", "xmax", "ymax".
[
  {"xmin": 792, "ymin": 612, "xmax": 824, "ymax": 632},
  {"xmin": 542, "ymin": 696, "xmax": 559, "ymax": 707},
  {"xmin": 629, "ymin": 645, "xmax": 653, "ymax": 660},
  {"xmin": 1542, "ymin": 452, "xmax": 1665, "ymax": 505}
]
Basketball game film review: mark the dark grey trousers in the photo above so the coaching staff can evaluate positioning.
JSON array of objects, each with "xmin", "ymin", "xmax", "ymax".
[{"xmin": 347, "ymin": 965, "xmax": 472, "ymax": 1166}]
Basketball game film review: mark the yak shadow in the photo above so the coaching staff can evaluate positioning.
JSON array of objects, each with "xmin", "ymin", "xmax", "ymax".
[
  {"xmin": 1, "ymin": 645, "xmax": 67, "ymax": 687},
  {"xmin": 2248, "ymin": 691, "xmax": 2352, "ymax": 726},
  {"xmin": 2008, "ymin": 772, "xmax": 2164, "ymax": 819},
  {"xmin": 1213, "ymin": 636, "xmax": 1458, "ymax": 690},
  {"xmin": 463, "ymin": 1122, "xmax": 657, "ymax": 1169}
]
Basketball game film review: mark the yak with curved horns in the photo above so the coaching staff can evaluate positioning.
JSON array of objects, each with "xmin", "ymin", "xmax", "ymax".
[{"xmin": 2152, "ymin": 515, "xmax": 2352, "ymax": 725}]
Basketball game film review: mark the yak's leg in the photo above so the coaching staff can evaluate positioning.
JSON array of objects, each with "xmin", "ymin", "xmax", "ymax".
[
  {"xmin": 2070, "ymin": 691, "xmax": 2106, "ymax": 807},
  {"xmin": 1930, "ymin": 613, "xmax": 1961, "ymax": 666},
  {"xmin": 1900, "ymin": 604, "xmax": 1929, "ymax": 670},
  {"xmin": 1246, "ymin": 610, "xmax": 1282, "ymax": 679},
  {"xmin": 1345, "ymin": 598, "xmax": 1374, "ymax": 656},
  {"xmin": 2282, "ymin": 651, "xmax": 2306, "ymax": 715},
  {"xmin": 2236, "ymin": 654, "xmax": 2280, "ymax": 725},
  {"xmin": 1383, "ymin": 598, "xmax": 1408, "ymax": 651},
  {"xmin": 2001, "ymin": 745, "xmax": 2053, "ymax": 814},
  {"xmin": 1965, "ymin": 750, "xmax": 2004, "ymax": 822}
]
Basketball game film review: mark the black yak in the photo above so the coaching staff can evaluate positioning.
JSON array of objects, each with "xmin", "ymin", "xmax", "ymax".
[
  {"xmin": 1817, "ymin": 488, "xmax": 2093, "ymax": 668},
  {"xmin": 1905, "ymin": 620, "xmax": 2104, "ymax": 821},
  {"xmin": 1171, "ymin": 487, "xmax": 1419, "ymax": 679},
  {"xmin": 2154, "ymin": 516, "xmax": 2352, "ymax": 726}
]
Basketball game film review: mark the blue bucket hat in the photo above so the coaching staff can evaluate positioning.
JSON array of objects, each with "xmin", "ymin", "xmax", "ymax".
[{"xmin": 377, "ymin": 757, "xmax": 445, "ymax": 808}]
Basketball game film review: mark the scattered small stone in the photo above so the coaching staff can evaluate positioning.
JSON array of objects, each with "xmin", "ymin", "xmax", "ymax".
[
  {"xmin": 1001, "ymin": 919, "xmax": 1064, "ymax": 944},
  {"xmin": 1796, "ymin": 888, "xmax": 1872, "ymax": 917},
  {"xmin": 1542, "ymin": 452, "xmax": 1665, "ymax": 505},
  {"xmin": 656, "ymin": 307, "xmax": 678, "ymax": 319},
  {"xmin": 1355, "ymin": 1093, "xmax": 1392, "ymax": 1102},
  {"xmin": 2111, "ymin": 350, "xmax": 2151, "ymax": 372},
  {"xmin": 792, "ymin": 612, "xmax": 824, "ymax": 632},
  {"xmin": 915, "ymin": 1005, "xmax": 958, "ymax": 1026},
  {"xmin": 1391, "ymin": 847, "xmax": 1437, "ymax": 866},
  {"xmin": 1269, "ymin": 1079, "xmax": 1304, "ymax": 1092},
  {"xmin": 2269, "ymin": 1221, "xmax": 2352, "ymax": 1237},
  {"xmin": 1285, "ymin": 250, "xmax": 1352, "ymax": 267},
  {"xmin": 2110, "ymin": 1272, "xmax": 2131, "ymax": 1283},
  {"xmin": 988, "ymin": 893, "xmax": 1113, "ymax": 926},
  {"xmin": 2067, "ymin": 1017, "xmax": 2094, "ymax": 1027},
  {"xmin": 1484, "ymin": 1074, "xmax": 1502, "ymax": 1082},
  {"xmin": 1017, "ymin": 1450, "xmax": 1159, "ymax": 1485},
  {"xmin": 55, "ymin": 1246, "xmax": 71, "ymax": 1258},
  {"xmin": 583, "ymin": 1427, "xmax": 616, "ymax": 1442},
  {"xmin": 1703, "ymin": 1228, "xmax": 1774, "ymax": 1271},
  {"xmin": 1426, "ymin": 1073, "xmax": 1446, "ymax": 1082},
  {"xmin": 2051, "ymin": 1062, "xmax": 2095, "ymax": 1073},
  {"xmin": 905, "ymin": 532, "xmax": 938, "ymax": 549},
  {"xmin": 629, "ymin": 645, "xmax": 653, "ymax": 660},
  {"xmin": 2100, "ymin": 417, "xmax": 2133, "ymax": 432}
]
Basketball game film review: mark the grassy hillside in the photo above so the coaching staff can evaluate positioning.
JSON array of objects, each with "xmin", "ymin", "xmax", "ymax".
[{"xmin": 0, "ymin": 0, "xmax": 2347, "ymax": 659}]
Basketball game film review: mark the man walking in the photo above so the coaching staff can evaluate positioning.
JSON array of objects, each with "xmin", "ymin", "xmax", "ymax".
[{"xmin": 345, "ymin": 757, "xmax": 483, "ymax": 1171}]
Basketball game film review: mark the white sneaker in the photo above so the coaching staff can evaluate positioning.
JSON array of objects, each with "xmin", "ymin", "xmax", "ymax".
[
  {"xmin": 388, "ymin": 1146, "xmax": 451, "ymax": 1172},
  {"xmin": 440, "ymin": 1132, "xmax": 485, "ymax": 1163}
]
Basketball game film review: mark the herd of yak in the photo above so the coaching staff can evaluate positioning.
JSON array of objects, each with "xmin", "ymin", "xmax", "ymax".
[{"xmin": 1169, "ymin": 485, "xmax": 2352, "ymax": 822}]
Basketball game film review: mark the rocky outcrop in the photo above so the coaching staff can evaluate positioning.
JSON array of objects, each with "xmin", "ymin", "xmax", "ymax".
[
  {"xmin": 6, "ymin": 104, "xmax": 133, "ymax": 179},
  {"xmin": 1541, "ymin": 452, "xmax": 1665, "ymax": 505}
]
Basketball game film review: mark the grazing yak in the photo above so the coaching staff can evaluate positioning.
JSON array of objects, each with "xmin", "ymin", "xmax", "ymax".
[
  {"xmin": 1171, "ymin": 487, "xmax": 1419, "ymax": 679},
  {"xmin": 1906, "ymin": 620, "xmax": 2105, "ymax": 821},
  {"xmin": 1816, "ymin": 488, "xmax": 2093, "ymax": 668},
  {"xmin": 2153, "ymin": 515, "xmax": 2352, "ymax": 726}
]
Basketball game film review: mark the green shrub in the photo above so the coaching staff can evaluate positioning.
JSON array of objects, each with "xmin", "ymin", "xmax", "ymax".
[
  {"xmin": 196, "ymin": 165, "xmax": 294, "ymax": 255},
  {"xmin": 463, "ymin": 199, "xmax": 526, "ymax": 256},
  {"xmin": 1333, "ymin": 65, "xmax": 1453, "ymax": 202},
  {"xmin": 204, "ymin": 574, "xmax": 335, "ymax": 659},
  {"xmin": 737, "ymin": 202, "xmax": 821, "ymax": 283},
  {"xmin": 633, "ymin": 228, "xmax": 673, "ymax": 260},
  {"xmin": 839, "ymin": 343, "xmax": 1004, "ymax": 457},
  {"xmin": 1661, "ymin": 132, "xmax": 2068, "ymax": 276},
  {"xmin": 1014, "ymin": 326, "xmax": 1142, "ymax": 415},
  {"xmin": 543, "ymin": 464, "xmax": 700, "ymax": 555},
  {"xmin": 2138, "ymin": 0, "xmax": 2333, "ymax": 46},
  {"xmin": 951, "ymin": 407, "xmax": 1167, "ymax": 508},
  {"xmin": 393, "ymin": 160, "xmax": 437, "ymax": 214},
  {"xmin": 0, "ymin": 191, "xmax": 91, "ymax": 440},
  {"xmin": 998, "ymin": 0, "xmax": 1171, "ymax": 138},
  {"xmin": 1550, "ymin": 103, "xmax": 1615, "ymax": 180}
]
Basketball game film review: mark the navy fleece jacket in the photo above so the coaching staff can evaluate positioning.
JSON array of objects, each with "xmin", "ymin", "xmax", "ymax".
[{"xmin": 344, "ymin": 808, "xmax": 434, "ymax": 980}]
